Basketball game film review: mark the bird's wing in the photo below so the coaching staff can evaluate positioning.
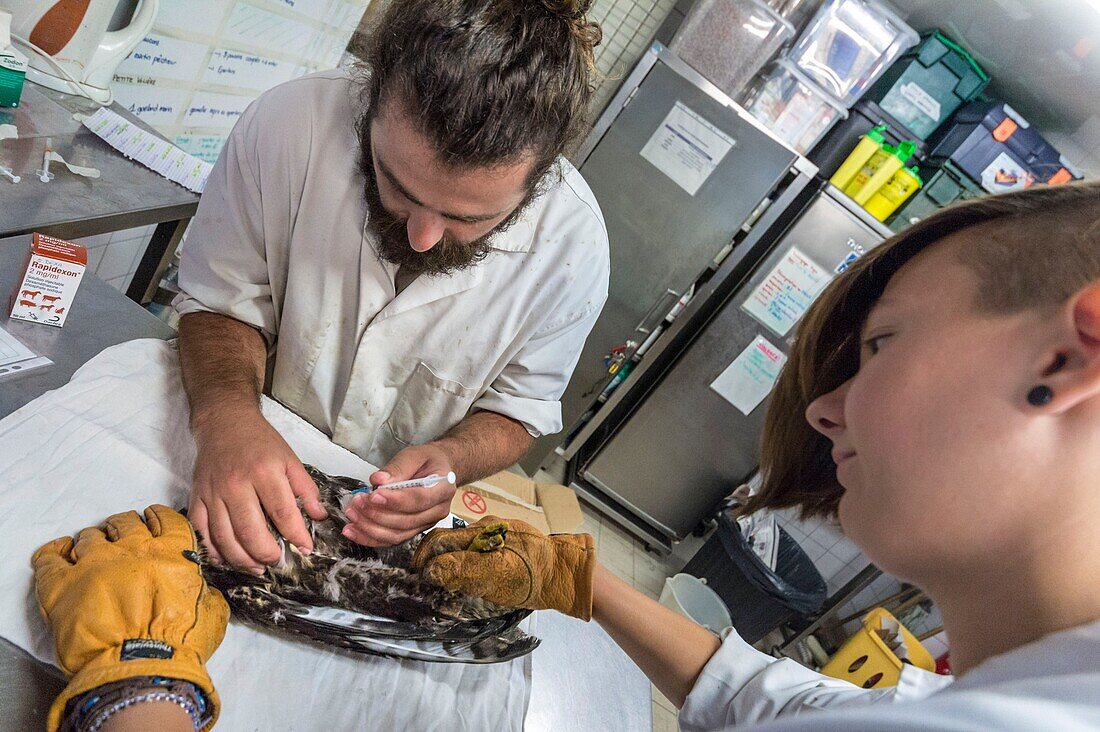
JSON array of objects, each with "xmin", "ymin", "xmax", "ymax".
[{"xmin": 223, "ymin": 585, "xmax": 539, "ymax": 664}]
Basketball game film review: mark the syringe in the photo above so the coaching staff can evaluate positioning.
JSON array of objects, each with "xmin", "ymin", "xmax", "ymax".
[
  {"xmin": 0, "ymin": 166, "xmax": 19, "ymax": 183},
  {"xmin": 350, "ymin": 471, "xmax": 457, "ymax": 495}
]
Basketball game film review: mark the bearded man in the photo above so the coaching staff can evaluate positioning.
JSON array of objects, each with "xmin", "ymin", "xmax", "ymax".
[{"xmin": 174, "ymin": 0, "xmax": 609, "ymax": 571}]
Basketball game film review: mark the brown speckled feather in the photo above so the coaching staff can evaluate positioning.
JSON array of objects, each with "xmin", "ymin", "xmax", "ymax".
[{"xmin": 197, "ymin": 465, "xmax": 538, "ymax": 663}]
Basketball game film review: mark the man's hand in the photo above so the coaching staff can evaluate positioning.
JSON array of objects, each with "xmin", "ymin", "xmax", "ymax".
[
  {"xmin": 188, "ymin": 405, "xmax": 327, "ymax": 572},
  {"xmin": 342, "ymin": 442, "xmax": 457, "ymax": 547}
]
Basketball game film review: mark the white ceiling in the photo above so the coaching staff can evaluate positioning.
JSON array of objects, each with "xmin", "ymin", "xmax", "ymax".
[{"xmin": 888, "ymin": 0, "xmax": 1100, "ymax": 174}]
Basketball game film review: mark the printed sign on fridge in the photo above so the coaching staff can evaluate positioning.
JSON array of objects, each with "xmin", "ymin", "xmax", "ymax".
[
  {"xmin": 710, "ymin": 335, "xmax": 788, "ymax": 415},
  {"xmin": 640, "ymin": 101, "xmax": 735, "ymax": 195}
]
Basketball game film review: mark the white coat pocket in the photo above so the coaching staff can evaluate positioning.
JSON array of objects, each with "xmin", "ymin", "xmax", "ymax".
[{"xmin": 369, "ymin": 361, "xmax": 480, "ymax": 464}]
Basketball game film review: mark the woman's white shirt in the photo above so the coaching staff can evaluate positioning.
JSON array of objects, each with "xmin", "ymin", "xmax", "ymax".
[{"xmin": 681, "ymin": 619, "xmax": 1100, "ymax": 730}]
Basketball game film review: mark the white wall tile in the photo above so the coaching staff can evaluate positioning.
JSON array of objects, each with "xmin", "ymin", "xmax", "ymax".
[
  {"xmin": 97, "ymin": 238, "xmax": 146, "ymax": 281},
  {"xmin": 75, "ymin": 233, "xmax": 112, "ymax": 249},
  {"xmin": 109, "ymin": 226, "xmax": 148, "ymax": 244},
  {"xmin": 84, "ymin": 246, "xmax": 106, "ymax": 273}
]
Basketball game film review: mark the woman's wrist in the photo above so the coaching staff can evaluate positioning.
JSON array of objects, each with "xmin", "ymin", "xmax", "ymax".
[{"xmin": 60, "ymin": 676, "xmax": 210, "ymax": 732}]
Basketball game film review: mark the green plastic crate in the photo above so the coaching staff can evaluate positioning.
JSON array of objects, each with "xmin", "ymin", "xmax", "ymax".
[
  {"xmin": 887, "ymin": 160, "xmax": 984, "ymax": 233},
  {"xmin": 868, "ymin": 30, "xmax": 988, "ymax": 140}
]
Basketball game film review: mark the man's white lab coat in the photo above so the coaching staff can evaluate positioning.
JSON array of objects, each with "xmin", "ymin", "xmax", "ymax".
[{"xmin": 174, "ymin": 70, "xmax": 610, "ymax": 466}]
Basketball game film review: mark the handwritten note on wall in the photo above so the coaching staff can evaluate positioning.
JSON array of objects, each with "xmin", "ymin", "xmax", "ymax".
[{"xmin": 112, "ymin": 0, "xmax": 371, "ymax": 163}]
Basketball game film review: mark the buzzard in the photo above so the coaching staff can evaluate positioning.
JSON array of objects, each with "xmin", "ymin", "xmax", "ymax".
[{"xmin": 198, "ymin": 465, "xmax": 538, "ymax": 664}]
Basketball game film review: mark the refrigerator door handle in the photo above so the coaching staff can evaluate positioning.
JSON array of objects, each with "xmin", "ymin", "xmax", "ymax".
[{"xmin": 635, "ymin": 288, "xmax": 681, "ymax": 335}]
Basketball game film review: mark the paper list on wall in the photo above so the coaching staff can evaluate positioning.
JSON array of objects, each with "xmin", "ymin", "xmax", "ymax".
[
  {"xmin": 710, "ymin": 336, "xmax": 787, "ymax": 415},
  {"xmin": 82, "ymin": 107, "xmax": 213, "ymax": 194},
  {"xmin": 640, "ymin": 101, "xmax": 736, "ymax": 195},
  {"xmin": 742, "ymin": 247, "xmax": 833, "ymax": 337},
  {"xmin": 111, "ymin": 0, "xmax": 372, "ymax": 164}
]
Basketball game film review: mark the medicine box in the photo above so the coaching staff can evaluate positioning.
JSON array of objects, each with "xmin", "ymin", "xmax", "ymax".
[{"xmin": 9, "ymin": 234, "xmax": 87, "ymax": 327}]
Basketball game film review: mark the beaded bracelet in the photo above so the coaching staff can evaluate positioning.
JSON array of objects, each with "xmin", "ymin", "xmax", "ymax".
[{"xmin": 61, "ymin": 676, "xmax": 211, "ymax": 732}]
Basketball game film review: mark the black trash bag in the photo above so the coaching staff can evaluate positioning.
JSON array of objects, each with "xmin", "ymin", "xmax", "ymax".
[{"xmin": 682, "ymin": 512, "xmax": 827, "ymax": 644}]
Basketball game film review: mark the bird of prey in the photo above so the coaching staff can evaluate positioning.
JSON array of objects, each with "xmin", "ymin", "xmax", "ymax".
[{"xmin": 198, "ymin": 465, "xmax": 539, "ymax": 664}]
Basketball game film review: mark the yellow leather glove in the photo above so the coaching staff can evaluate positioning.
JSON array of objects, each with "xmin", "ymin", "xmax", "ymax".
[
  {"xmin": 33, "ymin": 505, "xmax": 229, "ymax": 732},
  {"xmin": 412, "ymin": 516, "xmax": 596, "ymax": 620}
]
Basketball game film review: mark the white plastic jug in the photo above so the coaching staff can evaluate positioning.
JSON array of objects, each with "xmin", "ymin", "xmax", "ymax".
[
  {"xmin": 659, "ymin": 573, "xmax": 733, "ymax": 635},
  {"xmin": 5, "ymin": 0, "xmax": 158, "ymax": 103}
]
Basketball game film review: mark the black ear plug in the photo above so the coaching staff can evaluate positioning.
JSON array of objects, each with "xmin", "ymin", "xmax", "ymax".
[{"xmin": 1027, "ymin": 385, "xmax": 1054, "ymax": 407}]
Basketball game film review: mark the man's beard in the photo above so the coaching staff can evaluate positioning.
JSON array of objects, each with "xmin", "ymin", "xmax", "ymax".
[{"xmin": 359, "ymin": 129, "xmax": 530, "ymax": 277}]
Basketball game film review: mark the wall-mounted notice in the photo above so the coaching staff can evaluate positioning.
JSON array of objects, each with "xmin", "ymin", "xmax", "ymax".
[
  {"xmin": 111, "ymin": 0, "xmax": 372, "ymax": 164},
  {"xmin": 710, "ymin": 336, "xmax": 787, "ymax": 415},
  {"xmin": 204, "ymin": 48, "xmax": 297, "ymax": 91},
  {"xmin": 116, "ymin": 34, "xmax": 209, "ymax": 82},
  {"xmin": 742, "ymin": 247, "xmax": 833, "ymax": 337},
  {"xmin": 640, "ymin": 101, "xmax": 735, "ymax": 195}
]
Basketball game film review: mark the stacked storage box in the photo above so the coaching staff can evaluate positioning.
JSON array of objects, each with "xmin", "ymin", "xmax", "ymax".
[
  {"xmin": 742, "ymin": 0, "xmax": 918, "ymax": 154},
  {"xmin": 887, "ymin": 101, "xmax": 1081, "ymax": 230}
]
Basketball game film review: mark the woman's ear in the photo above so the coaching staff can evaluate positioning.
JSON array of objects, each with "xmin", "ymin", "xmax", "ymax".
[{"xmin": 1038, "ymin": 280, "xmax": 1100, "ymax": 412}]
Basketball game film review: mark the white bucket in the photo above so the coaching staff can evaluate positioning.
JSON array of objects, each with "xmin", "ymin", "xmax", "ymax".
[{"xmin": 659, "ymin": 573, "xmax": 733, "ymax": 635}]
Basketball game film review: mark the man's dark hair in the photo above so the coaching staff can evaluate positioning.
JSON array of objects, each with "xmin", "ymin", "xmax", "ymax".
[{"xmin": 356, "ymin": 0, "xmax": 602, "ymax": 191}]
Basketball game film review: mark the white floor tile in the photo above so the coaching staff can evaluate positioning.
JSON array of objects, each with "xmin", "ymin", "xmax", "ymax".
[
  {"xmin": 651, "ymin": 684, "xmax": 677, "ymax": 713},
  {"xmin": 830, "ymin": 537, "xmax": 863, "ymax": 563},
  {"xmin": 652, "ymin": 702, "xmax": 679, "ymax": 732},
  {"xmin": 602, "ymin": 543, "xmax": 635, "ymax": 582},
  {"xmin": 634, "ymin": 553, "xmax": 670, "ymax": 595}
]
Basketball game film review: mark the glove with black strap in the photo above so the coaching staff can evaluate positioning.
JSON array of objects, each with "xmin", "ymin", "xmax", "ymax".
[{"xmin": 33, "ymin": 505, "xmax": 229, "ymax": 731}]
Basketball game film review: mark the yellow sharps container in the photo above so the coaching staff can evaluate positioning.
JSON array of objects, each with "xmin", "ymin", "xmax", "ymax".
[
  {"xmin": 829, "ymin": 126, "xmax": 887, "ymax": 190},
  {"xmin": 844, "ymin": 140, "xmax": 916, "ymax": 206},
  {"xmin": 864, "ymin": 166, "xmax": 923, "ymax": 222}
]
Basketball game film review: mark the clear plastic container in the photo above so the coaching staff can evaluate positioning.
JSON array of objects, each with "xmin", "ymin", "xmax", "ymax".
[
  {"xmin": 672, "ymin": 0, "xmax": 796, "ymax": 99},
  {"xmin": 746, "ymin": 57, "xmax": 848, "ymax": 153},
  {"xmin": 787, "ymin": 0, "xmax": 919, "ymax": 105}
]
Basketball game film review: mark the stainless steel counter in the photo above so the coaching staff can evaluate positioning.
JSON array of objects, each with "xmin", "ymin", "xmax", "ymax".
[{"xmin": 0, "ymin": 83, "xmax": 199, "ymax": 303}]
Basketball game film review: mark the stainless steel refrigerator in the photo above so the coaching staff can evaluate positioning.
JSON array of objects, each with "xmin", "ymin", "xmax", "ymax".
[
  {"xmin": 522, "ymin": 43, "xmax": 816, "ymax": 473},
  {"xmin": 577, "ymin": 187, "xmax": 892, "ymax": 548}
]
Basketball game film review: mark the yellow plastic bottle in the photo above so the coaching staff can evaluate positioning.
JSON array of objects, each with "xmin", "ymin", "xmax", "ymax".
[
  {"xmin": 844, "ymin": 140, "xmax": 916, "ymax": 206},
  {"xmin": 829, "ymin": 126, "xmax": 887, "ymax": 191},
  {"xmin": 864, "ymin": 166, "xmax": 923, "ymax": 222}
]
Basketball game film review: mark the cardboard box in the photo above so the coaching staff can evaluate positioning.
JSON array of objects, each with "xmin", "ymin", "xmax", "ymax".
[
  {"xmin": 451, "ymin": 470, "xmax": 584, "ymax": 535},
  {"xmin": 0, "ymin": 11, "xmax": 28, "ymax": 108},
  {"xmin": 9, "ymin": 234, "xmax": 87, "ymax": 327}
]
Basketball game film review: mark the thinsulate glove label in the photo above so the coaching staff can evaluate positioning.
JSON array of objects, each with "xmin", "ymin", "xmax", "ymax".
[{"xmin": 120, "ymin": 639, "xmax": 175, "ymax": 661}]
